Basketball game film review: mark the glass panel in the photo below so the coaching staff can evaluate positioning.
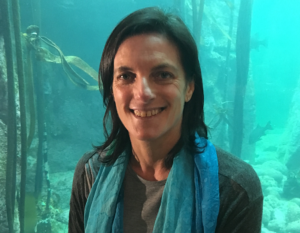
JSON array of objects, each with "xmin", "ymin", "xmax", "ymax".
[{"xmin": 0, "ymin": 0, "xmax": 299, "ymax": 232}]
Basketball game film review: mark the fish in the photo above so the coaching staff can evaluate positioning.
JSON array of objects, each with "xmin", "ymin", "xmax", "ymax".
[
  {"xmin": 251, "ymin": 34, "xmax": 268, "ymax": 51},
  {"xmin": 248, "ymin": 121, "xmax": 273, "ymax": 144}
]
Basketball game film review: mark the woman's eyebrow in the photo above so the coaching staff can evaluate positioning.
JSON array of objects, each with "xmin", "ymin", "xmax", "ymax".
[
  {"xmin": 114, "ymin": 63, "xmax": 178, "ymax": 74},
  {"xmin": 114, "ymin": 66, "xmax": 133, "ymax": 74},
  {"xmin": 151, "ymin": 63, "xmax": 178, "ymax": 73}
]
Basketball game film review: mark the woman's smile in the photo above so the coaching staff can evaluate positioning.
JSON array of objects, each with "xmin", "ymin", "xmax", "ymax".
[{"xmin": 130, "ymin": 107, "xmax": 166, "ymax": 119}]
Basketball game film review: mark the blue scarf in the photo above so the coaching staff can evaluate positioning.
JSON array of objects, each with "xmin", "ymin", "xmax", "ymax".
[{"xmin": 84, "ymin": 134, "xmax": 220, "ymax": 233}]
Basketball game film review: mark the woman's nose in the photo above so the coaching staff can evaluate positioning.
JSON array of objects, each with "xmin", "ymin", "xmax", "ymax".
[{"xmin": 133, "ymin": 76, "xmax": 155, "ymax": 101}]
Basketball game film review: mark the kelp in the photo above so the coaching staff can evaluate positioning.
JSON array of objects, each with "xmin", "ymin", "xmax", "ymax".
[
  {"xmin": 30, "ymin": 0, "xmax": 41, "ymax": 28},
  {"xmin": 25, "ymin": 26, "xmax": 52, "ymax": 232},
  {"xmin": 231, "ymin": 0, "xmax": 254, "ymax": 157},
  {"xmin": 23, "ymin": 26, "xmax": 100, "ymax": 150},
  {"xmin": 11, "ymin": 0, "xmax": 28, "ymax": 232},
  {"xmin": 192, "ymin": 0, "xmax": 205, "ymax": 46},
  {"xmin": 25, "ymin": 48, "xmax": 36, "ymax": 150},
  {"xmin": 203, "ymin": 7, "xmax": 232, "ymax": 41},
  {"xmin": 23, "ymin": 30, "xmax": 100, "ymax": 91},
  {"xmin": 186, "ymin": 3, "xmax": 232, "ymax": 42},
  {"xmin": 223, "ymin": 0, "xmax": 235, "ymax": 97},
  {"xmin": 1, "ymin": 0, "xmax": 18, "ymax": 232},
  {"xmin": 0, "ymin": 4, "xmax": 99, "ymax": 230},
  {"xmin": 22, "ymin": 26, "xmax": 99, "ymax": 232},
  {"xmin": 208, "ymin": 102, "xmax": 234, "ymax": 130}
]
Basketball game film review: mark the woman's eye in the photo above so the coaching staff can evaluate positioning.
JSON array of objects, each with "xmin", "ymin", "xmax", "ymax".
[
  {"xmin": 157, "ymin": 72, "xmax": 172, "ymax": 79},
  {"xmin": 118, "ymin": 73, "xmax": 133, "ymax": 80}
]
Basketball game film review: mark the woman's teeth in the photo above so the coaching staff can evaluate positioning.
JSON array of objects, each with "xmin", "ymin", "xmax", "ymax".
[{"xmin": 133, "ymin": 108, "xmax": 164, "ymax": 117}]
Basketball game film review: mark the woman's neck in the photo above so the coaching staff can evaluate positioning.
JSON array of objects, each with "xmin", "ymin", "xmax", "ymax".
[
  {"xmin": 129, "ymin": 133, "xmax": 180, "ymax": 181},
  {"xmin": 130, "ymin": 153, "xmax": 170, "ymax": 181}
]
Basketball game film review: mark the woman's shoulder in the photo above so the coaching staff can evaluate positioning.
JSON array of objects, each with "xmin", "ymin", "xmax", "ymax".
[
  {"xmin": 215, "ymin": 146, "xmax": 263, "ymax": 202},
  {"xmin": 214, "ymin": 147, "xmax": 264, "ymax": 232},
  {"xmin": 74, "ymin": 148, "xmax": 112, "ymax": 192}
]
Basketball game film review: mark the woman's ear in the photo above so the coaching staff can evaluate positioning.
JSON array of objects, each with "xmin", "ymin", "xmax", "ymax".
[
  {"xmin": 185, "ymin": 80, "xmax": 195, "ymax": 102},
  {"xmin": 111, "ymin": 86, "xmax": 114, "ymax": 99}
]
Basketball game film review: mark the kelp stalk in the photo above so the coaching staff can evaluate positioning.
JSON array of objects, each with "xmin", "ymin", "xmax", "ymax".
[
  {"xmin": 11, "ymin": 0, "xmax": 28, "ymax": 232},
  {"xmin": 192, "ymin": 0, "xmax": 198, "ymax": 40},
  {"xmin": 34, "ymin": 62, "xmax": 44, "ymax": 198},
  {"xmin": 1, "ymin": 0, "xmax": 17, "ymax": 232},
  {"xmin": 30, "ymin": 0, "xmax": 41, "ymax": 28},
  {"xmin": 26, "ymin": 48, "xmax": 36, "ymax": 149},
  {"xmin": 43, "ymin": 123, "xmax": 51, "ymax": 210},
  {"xmin": 192, "ymin": 0, "xmax": 205, "ymax": 47},
  {"xmin": 223, "ymin": 0, "xmax": 235, "ymax": 100},
  {"xmin": 231, "ymin": 0, "xmax": 253, "ymax": 157},
  {"xmin": 33, "ymin": 44, "xmax": 52, "ymax": 233},
  {"xmin": 198, "ymin": 0, "xmax": 205, "ymax": 44},
  {"xmin": 24, "ymin": 26, "xmax": 39, "ymax": 150}
]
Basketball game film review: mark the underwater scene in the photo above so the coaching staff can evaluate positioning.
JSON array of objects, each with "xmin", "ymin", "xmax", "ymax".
[{"xmin": 0, "ymin": 0, "xmax": 299, "ymax": 232}]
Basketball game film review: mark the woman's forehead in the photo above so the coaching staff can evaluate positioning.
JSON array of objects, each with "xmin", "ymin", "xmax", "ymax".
[{"xmin": 114, "ymin": 34, "xmax": 182, "ymax": 68}]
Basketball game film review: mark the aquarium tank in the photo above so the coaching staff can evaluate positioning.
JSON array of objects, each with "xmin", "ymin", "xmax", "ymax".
[{"xmin": 0, "ymin": 0, "xmax": 299, "ymax": 232}]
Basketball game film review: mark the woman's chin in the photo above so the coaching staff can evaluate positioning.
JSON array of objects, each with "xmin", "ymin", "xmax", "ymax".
[{"xmin": 129, "ymin": 131, "xmax": 163, "ymax": 142}]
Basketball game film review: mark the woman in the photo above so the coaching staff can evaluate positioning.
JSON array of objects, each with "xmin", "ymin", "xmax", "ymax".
[{"xmin": 69, "ymin": 7, "xmax": 263, "ymax": 233}]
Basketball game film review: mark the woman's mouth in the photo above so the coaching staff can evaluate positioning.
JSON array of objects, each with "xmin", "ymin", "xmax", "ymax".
[{"xmin": 130, "ymin": 107, "xmax": 166, "ymax": 118}]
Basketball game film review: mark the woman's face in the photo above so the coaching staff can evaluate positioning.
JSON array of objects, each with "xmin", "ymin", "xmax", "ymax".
[{"xmin": 112, "ymin": 33, "xmax": 194, "ymax": 142}]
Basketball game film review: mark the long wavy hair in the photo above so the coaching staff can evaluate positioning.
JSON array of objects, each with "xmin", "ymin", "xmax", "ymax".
[{"xmin": 95, "ymin": 7, "xmax": 207, "ymax": 168}]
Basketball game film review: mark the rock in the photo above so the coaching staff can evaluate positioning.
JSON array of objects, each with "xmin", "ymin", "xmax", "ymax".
[
  {"xmin": 260, "ymin": 175, "xmax": 278, "ymax": 192},
  {"xmin": 254, "ymin": 167, "xmax": 284, "ymax": 184},
  {"xmin": 51, "ymin": 171, "xmax": 74, "ymax": 209},
  {"xmin": 262, "ymin": 160, "xmax": 288, "ymax": 175},
  {"xmin": 290, "ymin": 198, "xmax": 300, "ymax": 206},
  {"xmin": 265, "ymin": 186, "xmax": 282, "ymax": 197},
  {"xmin": 0, "ymin": 35, "xmax": 9, "ymax": 233},
  {"xmin": 286, "ymin": 220, "xmax": 300, "ymax": 233},
  {"xmin": 264, "ymin": 195, "xmax": 280, "ymax": 209},
  {"xmin": 283, "ymin": 176, "xmax": 300, "ymax": 199},
  {"xmin": 262, "ymin": 207, "xmax": 271, "ymax": 225},
  {"xmin": 261, "ymin": 227, "xmax": 277, "ymax": 233},
  {"xmin": 267, "ymin": 207, "xmax": 286, "ymax": 232},
  {"xmin": 0, "ymin": 120, "xmax": 8, "ymax": 233},
  {"xmin": 56, "ymin": 209, "xmax": 69, "ymax": 224},
  {"xmin": 49, "ymin": 218, "xmax": 68, "ymax": 233},
  {"xmin": 286, "ymin": 202, "xmax": 300, "ymax": 223},
  {"xmin": 279, "ymin": 77, "xmax": 300, "ymax": 171},
  {"xmin": 268, "ymin": 219, "xmax": 285, "ymax": 232},
  {"xmin": 255, "ymin": 153, "xmax": 278, "ymax": 164}
]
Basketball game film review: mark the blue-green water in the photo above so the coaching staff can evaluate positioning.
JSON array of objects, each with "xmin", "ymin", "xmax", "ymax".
[
  {"xmin": 1, "ymin": 0, "xmax": 299, "ymax": 232},
  {"xmin": 252, "ymin": 0, "xmax": 300, "ymax": 128}
]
